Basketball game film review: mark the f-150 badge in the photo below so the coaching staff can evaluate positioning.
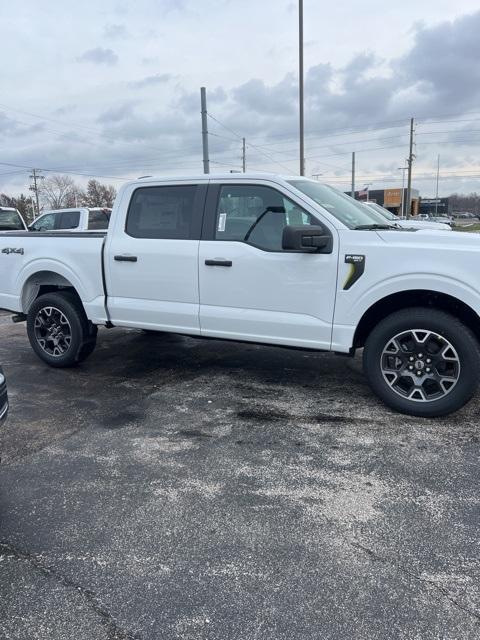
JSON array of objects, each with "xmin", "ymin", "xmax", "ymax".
[
  {"xmin": 2, "ymin": 247, "xmax": 24, "ymax": 255},
  {"xmin": 343, "ymin": 254, "xmax": 365, "ymax": 290}
]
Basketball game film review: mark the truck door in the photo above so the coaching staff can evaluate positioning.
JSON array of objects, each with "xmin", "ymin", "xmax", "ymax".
[
  {"xmin": 105, "ymin": 182, "xmax": 207, "ymax": 333},
  {"xmin": 198, "ymin": 182, "xmax": 339, "ymax": 349}
]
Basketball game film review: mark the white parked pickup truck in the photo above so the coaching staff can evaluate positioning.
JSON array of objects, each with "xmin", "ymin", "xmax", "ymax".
[
  {"xmin": 29, "ymin": 207, "xmax": 111, "ymax": 232},
  {"xmin": 0, "ymin": 174, "xmax": 479, "ymax": 417},
  {"xmin": 362, "ymin": 201, "xmax": 451, "ymax": 230},
  {"xmin": 0, "ymin": 207, "xmax": 28, "ymax": 232}
]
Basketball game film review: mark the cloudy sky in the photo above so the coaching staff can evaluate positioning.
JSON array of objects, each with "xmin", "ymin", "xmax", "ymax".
[{"xmin": 2, "ymin": 0, "xmax": 480, "ymax": 197}]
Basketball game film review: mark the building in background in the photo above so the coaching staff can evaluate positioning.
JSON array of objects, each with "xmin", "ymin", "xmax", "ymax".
[
  {"xmin": 418, "ymin": 197, "xmax": 451, "ymax": 217},
  {"xmin": 351, "ymin": 188, "xmax": 420, "ymax": 216}
]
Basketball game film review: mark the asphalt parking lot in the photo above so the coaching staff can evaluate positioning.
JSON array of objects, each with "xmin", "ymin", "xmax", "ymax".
[{"xmin": 1, "ymin": 314, "xmax": 479, "ymax": 639}]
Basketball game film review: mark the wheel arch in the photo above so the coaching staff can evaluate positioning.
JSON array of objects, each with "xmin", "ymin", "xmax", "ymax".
[
  {"xmin": 21, "ymin": 270, "xmax": 84, "ymax": 313},
  {"xmin": 353, "ymin": 290, "xmax": 480, "ymax": 348}
]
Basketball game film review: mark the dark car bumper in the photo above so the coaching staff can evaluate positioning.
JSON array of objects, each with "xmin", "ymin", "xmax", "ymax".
[{"xmin": 0, "ymin": 367, "xmax": 8, "ymax": 425}]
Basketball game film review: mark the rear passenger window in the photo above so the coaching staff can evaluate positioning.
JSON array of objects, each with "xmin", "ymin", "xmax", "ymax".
[
  {"xmin": 58, "ymin": 211, "xmax": 80, "ymax": 229},
  {"xmin": 126, "ymin": 185, "xmax": 198, "ymax": 239},
  {"xmin": 88, "ymin": 210, "xmax": 110, "ymax": 230}
]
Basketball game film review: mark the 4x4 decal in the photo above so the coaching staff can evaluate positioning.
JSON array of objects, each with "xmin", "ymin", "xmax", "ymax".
[
  {"xmin": 2, "ymin": 247, "xmax": 24, "ymax": 255},
  {"xmin": 343, "ymin": 254, "xmax": 365, "ymax": 290},
  {"xmin": 2, "ymin": 247, "xmax": 24, "ymax": 256}
]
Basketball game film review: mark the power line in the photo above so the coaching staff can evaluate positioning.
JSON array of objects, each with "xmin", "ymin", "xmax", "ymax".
[
  {"xmin": 0, "ymin": 161, "xmax": 129, "ymax": 181},
  {"xmin": 207, "ymin": 111, "xmax": 295, "ymax": 173}
]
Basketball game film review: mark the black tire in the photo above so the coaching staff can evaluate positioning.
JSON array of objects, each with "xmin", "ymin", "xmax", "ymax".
[
  {"xmin": 27, "ymin": 291, "xmax": 97, "ymax": 367},
  {"xmin": 363, "ymin": 307, "xmax": 480, "ymax": 417}
]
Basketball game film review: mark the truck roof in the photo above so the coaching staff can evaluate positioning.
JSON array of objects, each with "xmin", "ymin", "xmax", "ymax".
[{"xmin": 127, "ymin": 172, "xmax": 301, "ymax": 187}]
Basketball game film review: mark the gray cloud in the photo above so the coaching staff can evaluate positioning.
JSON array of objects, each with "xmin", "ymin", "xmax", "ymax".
[
  {"xmin": 77, "ymin": 47, "xmax": 118, "ymax": 66},
  {"xmin": 129, "ymin": 73, "xmax": 172, "ymax": 89},
  {"xmin": 175, "ymin": 86, "xmax": 227, "ymax": 113},
  {"xmin": 233, "ymin": 74, "xmax": 297, "ymax": 117},
  {"xmin": 3, "ymin": 7, "xmax": 480, "ymax": 197},
  {"xmin": 399, "ymin": 11, "xmax": 480, "ymax": 115},
  {"xmin": 97, "ymin": 102, "xmax": 136, "ymax": 124},
  {"xmin": 103, "ymin": 23, "xmax": 128, "ymax": 38}
]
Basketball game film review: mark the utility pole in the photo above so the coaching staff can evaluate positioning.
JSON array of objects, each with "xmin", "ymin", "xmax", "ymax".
[
  {"xmin": 351, "ymin": 152, "xmax": 355, "ymax": 198},
  {"xmin": 406, "ymin": 117, "xmax": 415, "ymax": 218},
  {"xmin": 29, "ymin": 168, "xmax": 44, "ymax": 219},
  {"xmin": 242, "ymin": 137, "xmax": 246, "ymax": 173},
  {"xmin": 398, "ymin": 166, "xmax": 408, "ymax": 217},
  {"xmin": 298, "ymin": 0, "xmax": 305, "ymax": 176},
  {"xmin": 435, "ymin": 154, "xmax": 440, "ymax": 216},
  {"xmin": 200, "ymin": 87, "xmax": 210, "ymax": 174}
]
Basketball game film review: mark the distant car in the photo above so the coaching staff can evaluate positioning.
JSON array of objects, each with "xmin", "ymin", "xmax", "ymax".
[
  {"xmin": 453, "ymin": 212, "xmax": 477, "ymax": 219},
  {"xmin": 362, "ymin": 202, "xmax": 451, "ymax": 230},
  {"xmin": 0, "ymin": 366, "xmax": 8, "ymax": 427},
  {"xmin": 428, "ymin": 216, "xmax": 454, "ymax": 227},
  {"xmin": 29, "ymin": 207, "xmax": 111, "ymax": 232},
  {"xmin": 0, "ymin": 206, "xmax": 28, "ymax": 231}
]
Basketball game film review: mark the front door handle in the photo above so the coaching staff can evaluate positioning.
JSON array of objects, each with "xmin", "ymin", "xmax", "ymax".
[
  {"xmin": 114, "ymin": 255, "xmax": 138, "ymax": 262},
  {"xmin": 205, "ymin": 259, "xmax": 232, "ymax": 267}
]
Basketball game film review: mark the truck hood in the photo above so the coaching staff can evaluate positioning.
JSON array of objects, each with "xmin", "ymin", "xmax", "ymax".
[
  {"xmin": 397, "ymin": 220, "xmax": 451, "ymax": 230},
  {"xmin": 376, "ymin": 228, "xmax": 479, "ymax": 248}
]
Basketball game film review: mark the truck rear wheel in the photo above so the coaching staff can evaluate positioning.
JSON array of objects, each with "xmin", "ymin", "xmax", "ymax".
[
  {"xmin": 27, "ymin": 291, "xmax": 97, "ymax": 368},
  {"xmin": 363, "ymin": 307, "xmax": 480, "ymax": 417}
]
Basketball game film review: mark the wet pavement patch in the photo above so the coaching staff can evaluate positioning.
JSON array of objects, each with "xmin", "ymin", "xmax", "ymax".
[{"xmin": 1, "ymin": 324, "xmax": 480, "ymax": 639}]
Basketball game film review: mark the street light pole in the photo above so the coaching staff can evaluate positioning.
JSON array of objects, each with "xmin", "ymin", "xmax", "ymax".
[{"xmin": 298, "ymin": 0, "xmax": 305, "ymax": 176}]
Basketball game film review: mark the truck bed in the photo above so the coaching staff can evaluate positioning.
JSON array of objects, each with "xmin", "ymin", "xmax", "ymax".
[{"xmin": 0, "ymin": 231, "xmax": 108, "ymax": 323}]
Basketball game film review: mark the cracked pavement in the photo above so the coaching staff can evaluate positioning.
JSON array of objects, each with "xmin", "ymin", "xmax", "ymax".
[{"xmin": 1, "ymin": 315, "xmax": 479, "ymax": 639}]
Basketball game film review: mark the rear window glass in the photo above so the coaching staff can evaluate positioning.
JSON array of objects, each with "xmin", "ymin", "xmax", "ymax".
[
  {"xmin": 126, "ymin": 185, "xmax": 198, "ymax": 239},
  {"xmin": 0, "ymin": 210, "xmax": 24, "ymax": 231},
  {"xmin": 88, "ymin": 209, "xmax": 110, "ymax": 230},
  {"xmin": 58, "ymin": 211, "xmax": 80, "ymax": 229}
]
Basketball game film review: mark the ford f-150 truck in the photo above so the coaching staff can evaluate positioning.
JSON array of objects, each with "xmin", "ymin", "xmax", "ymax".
[{"xmin": 1, "ymin": 174, "xmax": 479, "ymax": 418}]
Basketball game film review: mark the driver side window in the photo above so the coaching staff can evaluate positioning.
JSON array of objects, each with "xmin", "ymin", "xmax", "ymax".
[
  {"xmin": 31, "ymin": 213, "xmax": 55, "ymax": 231},
  {"xmin": 215, "ymin": 185, "xmax": 315, "ymax": 251}
]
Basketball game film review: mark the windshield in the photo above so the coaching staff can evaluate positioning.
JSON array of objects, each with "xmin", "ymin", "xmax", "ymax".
[
  {"xmin": 287, "ymin": 180, "xmax": 392, "ymax": 229},
  {"xmin": 364, "ymin": 202, "xmax": 397, "ymax": 221},
  {"xmin": 0, "ymin": 209, "xmax": 24, "ymax": 231}
]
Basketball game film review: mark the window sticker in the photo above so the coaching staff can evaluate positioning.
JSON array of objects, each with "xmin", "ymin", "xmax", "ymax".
[{"xmin": 218, "ymin": 213, "xmax": 227, "ymax": 232}]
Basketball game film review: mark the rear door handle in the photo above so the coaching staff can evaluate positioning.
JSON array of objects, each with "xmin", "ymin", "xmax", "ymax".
[
  {"xmin": 114, "ymin": 255, "xmax": 138, "ymax": 262},
  {"xmin": 205, "ymin": 259, "xmax": 232, "ymax": 267}
]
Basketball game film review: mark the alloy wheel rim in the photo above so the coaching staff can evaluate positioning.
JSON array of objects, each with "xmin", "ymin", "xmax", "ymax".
[
  {"xmin": 380, "ymin": 329, "xmax": 460, "ymax": 402},
  {"xmin": 34, "ymin": 306, "xmax": 72, "ymax": 357}
]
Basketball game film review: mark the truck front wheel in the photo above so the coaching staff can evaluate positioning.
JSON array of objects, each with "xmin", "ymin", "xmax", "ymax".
[
  {"xmin": 363, "ymin": 307, "xmax": 480, "ymax": 417},
  {"xmin": 27, "ymin": 291, "xmax": 97, "ymax": 368}
]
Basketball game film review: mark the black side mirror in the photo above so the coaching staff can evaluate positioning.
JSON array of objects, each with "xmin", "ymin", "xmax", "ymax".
[{"xmin": 282, "ymin": 225, "xmax": 332, "ymax": 253}]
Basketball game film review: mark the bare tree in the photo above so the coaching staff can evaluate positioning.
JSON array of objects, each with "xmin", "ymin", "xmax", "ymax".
[
  {"xmin": 84, "ymin": 179, "xmax": 116, "ymax": 208},
  {"xmin": 0, "ymin": 193, "xmax": 35, "ymax": 223},
  {"xmin": 40, "ymin": 175, "xmax": 80, "ymax": 209},
  {"xmin": 449, "ymin": 192, "xmax": 480, "ymax": 215}
]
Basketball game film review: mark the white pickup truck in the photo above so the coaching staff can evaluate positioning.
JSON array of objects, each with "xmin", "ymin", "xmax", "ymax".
[
  {"xmin": 29, "ymin": 207, "xmax": 111, "ymax": 232},
  {"xmin": 1, "ymin": 174, "xmax": 479, "ymax": 417},
  {"xmin": 0, "ymin": 207, "xmax": 28, "ymax": 231}
]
